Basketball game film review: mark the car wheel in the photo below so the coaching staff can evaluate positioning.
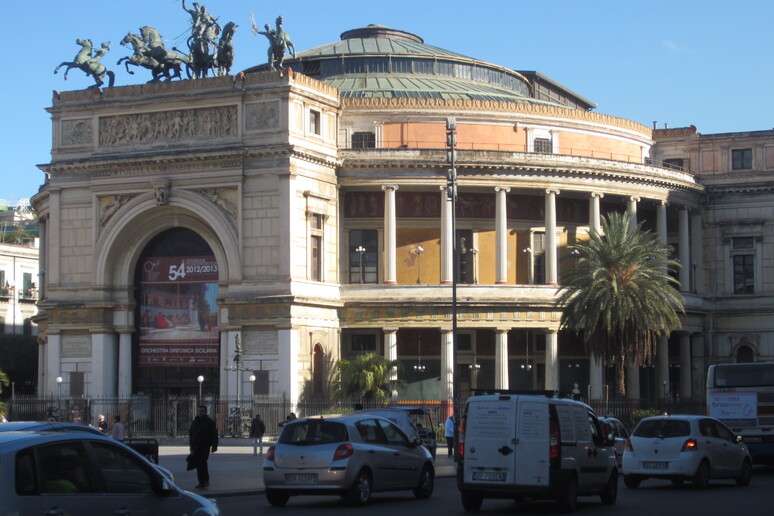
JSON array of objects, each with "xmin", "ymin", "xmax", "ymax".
[
  {"xmin": 461, "ymin": 492, "xmax": 484, "ymax": 512},
  {"xmin": 623, "ymin": 475, "xmax": 641, "ymax": 489},
  {"xmin": 600, "ymin": 469, "xmax": 618, "ymax": 504},
  {"xmin": 557, "ymin": 474, "xmax": 578, "ymax": 513},
  {"xmin": 413, "ymin": 464, "xmax": 434, "ymax": 499},
  {"xmin": 692, "ymin": 460, "xmax": 710, "ymax": 489},
  {"xmin": 736, "ymin": 459, "xmax": 752, "ymax": 486},
  {"xmin": 347, "ymin": 469, "xmax": 372, "ymax": 506},
  {"xmin": 266, "ymin": 489, "xmax": 290, "ymax": 507}
]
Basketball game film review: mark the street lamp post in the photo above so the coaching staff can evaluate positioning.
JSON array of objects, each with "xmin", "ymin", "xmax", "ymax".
[
  {"xmin": 249, "ymin": 374, "xmax": 256, "ymax": 416},
  {"xmin": 197, "ymin": 375, "xmax": 204, "ymax": 402},
  {"xmin": 355, "ymin": 246, "xmax": 366, "ymax": 284},
  {"xmin": 56, "ymin": 376, "xmax": 63, "ymax": 421},
  {"xmin": 224, "ymin": 335, "xmax": 248, "ymax": 436},
  {"xmin": 413, "ymin": 245, "xmax": 424, "ymax": 284},
  {"xmin": 446, "ymin": 116, "xmax": 460, "ymax": 459},
  {"xmin": 470, "ymin": 247, "xmax": 478, "ymax": 284}
]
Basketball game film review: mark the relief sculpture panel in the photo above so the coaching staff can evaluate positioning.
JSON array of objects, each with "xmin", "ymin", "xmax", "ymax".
[
  {"xmin": 98, "ymin": 106, "xmax": 237, "ymax": 147},
  {"xmin": 245, "ymin": 101, "xmax": 280, "ymax": 132},
  {"xmin": 61, "ymin": 118, "xmax": 94, "ymax": 147}
]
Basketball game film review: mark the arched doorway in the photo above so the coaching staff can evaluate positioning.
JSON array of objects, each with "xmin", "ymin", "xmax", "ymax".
[
  {"xmin": 735, "ymin": 345, "xmax": 755, "ymax": 363},
  {"xmin": 133, "ymin": 227, "xmax": 220, "ymax": 397}
]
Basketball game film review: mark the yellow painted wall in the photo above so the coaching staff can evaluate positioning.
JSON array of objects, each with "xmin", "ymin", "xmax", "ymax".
[{"xmin": 396, "ymin": 228, "xmax": 440, "ymax": 284}]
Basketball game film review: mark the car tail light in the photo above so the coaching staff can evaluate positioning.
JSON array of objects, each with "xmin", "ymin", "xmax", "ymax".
[
  {"xmin": 266, "ymin": 445, "xmax": 275, "ymax": 461},
  {"xmin": 681, "ymin": 438, "xmax": 698, "ymax": 452},
  {"xmin": 549, "ymin": 418, "xmax": 560, "ymax": 461},
  {"xmin": 458, "ymin": 415, "xmax": 467, "ymax": 458},
  {"xmin": 333, "ymin": 443, "xmax": 354, "ymax": 460},
  {"xmin": 624, "ymin": 439, "xmax": 633, "ymax": 452}
]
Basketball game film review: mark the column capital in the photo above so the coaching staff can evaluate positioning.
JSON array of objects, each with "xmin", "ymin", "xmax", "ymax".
[
  {"xmin": 494, "ymin": 186, "xmax": 511, "ymax": 193},
  {"xmin": 383, "ymin": 327, "xmax": 399, "ymax": 334},
  {"xmin": 628, "ymin": 195, "xmax": 641, "ymax": 203},
  {"xmin": 495, "ymin": 327, "xmax": 511, "ymax": 334},
  {"xmin": 381, "ymin": 185, "xmax": 399, "ymax": 192},
  {"xmin": 589, "ymin": 192, "xmax": 604, "ymax": 199},
  {"xmin": 545, "ymin": 188, "xmax": 560, "ymax": 196}
]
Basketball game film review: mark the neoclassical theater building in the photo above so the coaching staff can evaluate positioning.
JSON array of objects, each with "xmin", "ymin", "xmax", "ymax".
[{"xmin": 32, "ymin": 25, "xmax": 774, "ymax": 404}]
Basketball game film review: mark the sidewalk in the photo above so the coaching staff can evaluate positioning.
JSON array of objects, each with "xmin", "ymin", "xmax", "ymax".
[{"xmin": 158, "ymin": 438, "xmax": 458, "ymax": 497}]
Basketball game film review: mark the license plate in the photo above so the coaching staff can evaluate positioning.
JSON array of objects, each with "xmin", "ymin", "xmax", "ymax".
[
  {"xmin": 643, "ymin": 461, "xmax": 668, "ymax": 470},
  {"xmin": 472, "ymin": 471, "xmax": 507, "ymax": 482},
  {"xmin": 285, "ymin": 473, "xmax": 318, "ymax": 484}
]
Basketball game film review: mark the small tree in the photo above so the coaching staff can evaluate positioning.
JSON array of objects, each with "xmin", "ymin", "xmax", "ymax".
[
  {"xmin": 558, "ymin": 212, "xmax": 684, "ymax": 397},
  {"xmin": 332, "ymin": 353, "xmax": 404, "ymax": 404},
  {"xmin": 0, "ymin": 370, "xmax": 9, "ymax": 419}
]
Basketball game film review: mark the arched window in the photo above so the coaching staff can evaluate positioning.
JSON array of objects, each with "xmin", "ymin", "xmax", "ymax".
[
  {"xmin": 313, "ymin": 344, "xmax": 324, "ymax": 393},
  {"xmin": 735, "ymin": 345, "xmax": 755, "ymax": 363}
]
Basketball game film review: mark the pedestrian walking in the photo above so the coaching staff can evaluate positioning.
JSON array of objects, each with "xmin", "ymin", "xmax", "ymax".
[
  {"xmin": 111, "ymin": 415, "xmax": 125, "ymax": 441},
  {"xmin": 189, "ymin": 404, "xmax": 219, "ymax": 490},
  {"xmin": 97, "ymin": 414, "xmax": 108, "ymax": 433},
  {"xmin": 250, "ymin": 413, "xmax": 266, "ymax": 456},
  {"xmin": 445, "ymin": 414, "xmax": 455, "ymax": 456}
]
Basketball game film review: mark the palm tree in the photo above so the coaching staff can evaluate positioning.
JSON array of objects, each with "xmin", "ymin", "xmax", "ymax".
[
  {"xmin": 332, "ymin": 353, "xmax": 404, "ymax": 404},
  {"xmin": 557, "ymin": 212, "xmax": 685, "ymax": 397}
]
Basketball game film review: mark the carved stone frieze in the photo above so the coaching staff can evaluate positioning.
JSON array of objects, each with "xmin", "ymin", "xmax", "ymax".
[
  {"xmin": 98, "ymin": 106, "xmax": 238, "ymax": 147},
  {"xmin": 245, "ymin": 101, "xmax": 280, "ymax": 132},
  {"xmin": 198, "ymin": 188, "xmax": 237, "ymax": 221},
  {"xmin": 61, "ymin": 118, "xmax": 94, "ymax": 146},
  {"xmin": 99, "ymin": 194, "xmax": 135, "ymax": 226}
]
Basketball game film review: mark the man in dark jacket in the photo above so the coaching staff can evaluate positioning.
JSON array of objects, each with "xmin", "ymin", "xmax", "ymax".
[
  {"xmin": 189, "ymin": 404, "xmax": 218, "ymax": 489},
  {"xmin": 249, "ymin": 413, "xmax": 266, "ymax": 456}
]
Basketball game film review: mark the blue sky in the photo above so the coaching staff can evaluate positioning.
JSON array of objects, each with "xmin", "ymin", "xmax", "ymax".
[{"xmin": 4, "ymin": 0, "xmax": 773, "ymax": 201}]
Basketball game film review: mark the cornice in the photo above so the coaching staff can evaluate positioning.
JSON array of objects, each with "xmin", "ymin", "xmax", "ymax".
[{"xmin": 341, "ymin": 97, "xmax": 652, "ymax": 137}]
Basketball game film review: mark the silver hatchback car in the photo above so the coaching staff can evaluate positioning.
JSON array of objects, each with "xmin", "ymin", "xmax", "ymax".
[
  {"xmin": 0, "ymin": 430, "xmax": 219, "ymax": 515},
  {"xmin": 263, "ymin": 414, "xmax": 435, "ymax": 506}
]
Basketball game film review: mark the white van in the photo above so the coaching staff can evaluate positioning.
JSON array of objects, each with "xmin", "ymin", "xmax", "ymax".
[{"xmin": 457, "ymin": 392, "xmax": 618, "ymax": 513}]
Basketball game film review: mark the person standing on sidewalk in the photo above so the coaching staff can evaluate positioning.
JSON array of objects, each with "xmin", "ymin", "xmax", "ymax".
[
  {"xmin": 111, "ymin": 415, "xmax": 125, "ymax": 441},
  {"xmin": 250, "ymin": 413, "xmax": 266, "ymax": 456},
  {"xmin": 189, "ymin": 404, "xmax": 218, "ymax": 490},
  {"xmin": 445, "ymin": 414, "xmax": 455, "ymax": 456}
]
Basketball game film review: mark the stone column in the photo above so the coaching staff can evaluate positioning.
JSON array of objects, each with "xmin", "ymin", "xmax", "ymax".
[
  {"xmin": 117, "ymin": 331, "xmax": 133, "ymax": 397},
  {"xmin": 495, "ymin": 187, "xmax": 510, "ymax": 284},
  {"xmin": 38, "ymin": 217, "xmax": 46, "ymax": 300},
  {"xmin": 691, "ymin": 211, "xmax": 704, "ymax": 294},
  {"xmin": 545, "ymin": 330, "xmax": 559, "ymax": 390},
  {"xmin": 691, "ymin": 334, "xmax": 706, "ymax": 403},
  {"xmin": 656, "ymin": 201, "xmax": 669, "ymax": 401},
  {"xmin": 495, "ymin": 328, "xmax": 510, "ymax": 389},
  {"xmin": 440, "ymin": 186, "xmax": 453, "ymax": 284},
  {"xmin": 545, "ymin": 189, "xmax": 559, "ymax": 285},
  {"xmin": 91, "ymin": 333, "xmax": 117, "ymax": 397},
  {"xmin": 46, "ymin": 332, "xmax": 61, "ymax": 396},
  {"xmin": 384, "ymin": 328, "xmax": 399, "ymax": 399},
  {"xmin": 679, "ymin": 333, "xmax": 692, "ymax": 400},
  {"xmin": 382, "ymin": 185, "xmax": 398, "ymax": 284},
  {"xmin": 678, "ymin": 207, "xmax": 690, "ymax": 292},
  {"xmin": 588, "ymin": 192, "xmax": 604, "ymax": 400},
  {"xmin": 278, "ymin": 328, "xmax": 300, "ymax": 403},
  {"xmin": 49, "ymin": 188, "xmax": 61, "ymax": 287},
  {"xmin": 626, "ymin": 196, "xmax": 640, "ymax": 398},
  {"xmin": 440, "ymin": 329, "xmax": 454, "ymax": 401}
]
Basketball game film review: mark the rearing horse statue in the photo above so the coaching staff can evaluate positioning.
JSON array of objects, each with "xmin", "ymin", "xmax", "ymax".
[
  {"xmin": 118, "ymin": 32, "xmax": 185, "ymax": 82},
  {"xmin": 54, "ymin": 39, "xmax": 116, "ymax": 88}
]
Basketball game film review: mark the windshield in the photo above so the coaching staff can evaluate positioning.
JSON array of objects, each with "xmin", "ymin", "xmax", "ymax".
[
  {"xmin": 278, "ymin": 420, "xmax": 348, "ymax": 445},
  {"xmin": 713, "ymin": 364, "xmax": 774, "ymax": 388},
  {"xmin": 633, "ymin": 419, "xmax": 690, "ymax": 439}
]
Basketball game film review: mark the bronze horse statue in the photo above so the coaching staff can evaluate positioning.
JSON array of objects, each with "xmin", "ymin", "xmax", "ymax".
[
  {"xmin": 216, "ymin": 21, "xmax": 237, "ymax": 76},
  {"xmin": 54, "ymin": 38, "xmax": 116, "ymax": 88},
  {"xmin": 118, "ymin": 32, "xmax": 187, "ymax": 82}
]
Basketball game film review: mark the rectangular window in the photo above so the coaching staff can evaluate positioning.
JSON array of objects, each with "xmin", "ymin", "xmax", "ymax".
[
  {"xmin": 532, "ymin": 232, "xmax": 545, "ymax": 284},
  {"xmin": 349, "ymin": 229, "xmax": 378, "ymax": 284},
  {"xmin": 351, "ymin": 132, "xmax": 376, "ymax": 149},
  {"xmin": 70, "ymin": 372, "xmax": 85, "ymax": 397},
  {"xmin": 533, "ymin": 137, "xmax": 552, "ymax": 154},
  {"xmin": 310, "ymin": 214, "xmax": 324, "ymax": 282},
  {"xmin": 732, "ymin": 148, "xmax": 752, "ymax": 170},
  {"xmin": 733, "ymin": 254, "xmax": 754, "ymax": 294},
  {"xmin": 351, "ymin": 334, "xmax": 376, "ymax": 353},
  {"xmin": 663, "ymin": 158, "xmax": 686, "ymax": 170},
  {"xmin": 309, "ymin": 109, "xmax": 321, "ymax": 135},
  {"xmin": 252, "ymin": 370, "xmax": 270, "ymax": 395}
]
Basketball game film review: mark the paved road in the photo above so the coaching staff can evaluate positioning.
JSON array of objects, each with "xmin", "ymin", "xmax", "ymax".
[{"xmin": 157, "ymin": 438, "xmax": 457, "ymax": 496}]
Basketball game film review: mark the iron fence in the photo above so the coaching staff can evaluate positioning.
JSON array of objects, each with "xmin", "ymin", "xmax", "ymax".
[{"xmin": 6, "ymin": 395, "xmax": 704, "ymax": 437}]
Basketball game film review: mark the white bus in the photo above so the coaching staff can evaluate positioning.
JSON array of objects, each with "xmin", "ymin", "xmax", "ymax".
[{"xmin": 707, "ymin": 362, "xmax": 774, "ymax": 463}]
